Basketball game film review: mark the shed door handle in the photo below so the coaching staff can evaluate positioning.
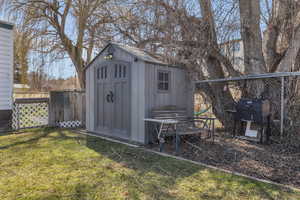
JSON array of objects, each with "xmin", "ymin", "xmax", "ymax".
[
  {"xmin": 106, "ymin": 94, "xmax": 111, "ymax": 103},
  {"xmin": 106, "ymin": 91, "xmax": 114, "ymax": 103},
  {"xmin": 109, "ymin": 91, "xmax": 114, "ymax": 103}
]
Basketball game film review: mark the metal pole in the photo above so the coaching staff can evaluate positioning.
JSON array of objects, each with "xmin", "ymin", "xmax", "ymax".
[{"xmin": 280, "ymin": 77, "xmax": 284, "ymax": 138}]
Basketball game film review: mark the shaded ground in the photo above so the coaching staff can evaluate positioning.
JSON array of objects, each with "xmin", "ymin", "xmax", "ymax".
[
  {"xmin": 0, "ymin": 128, "xmax": 299, "ymax": 200},
  {"xmin": 148, "ymin": 133, "xmax": 300, "ymax": 189}
]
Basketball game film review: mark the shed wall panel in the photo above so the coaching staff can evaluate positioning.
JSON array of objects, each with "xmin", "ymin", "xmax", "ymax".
[
  {"xmin": 144, "ymin": 63, "xmax": 194, "ymax": 144},
  {"xmin": 86, "ymin": 64, "xmax": 95, "ymax": 131},
  {"xmin": 85, "ymin": 68, "xmax": 90, "ymax": 130},
  {"xmin": 144, "ymin": 63, "xmax": 193, "ymax": 117},
  {"xmin": 129, "ymin": 60, "xmax": 145, "ymax": 143},
  {"xmin": 85, "ymin": 65, "xmax": 94, "ymax": 131}
]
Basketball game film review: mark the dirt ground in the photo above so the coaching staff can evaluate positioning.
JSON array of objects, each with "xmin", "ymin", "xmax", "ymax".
[{"xmin": 148, "ymin": 133, "xmax": 300, "ymax": 189}]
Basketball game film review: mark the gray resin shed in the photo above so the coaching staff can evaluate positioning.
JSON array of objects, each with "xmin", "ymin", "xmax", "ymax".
[{"xmin": 85, "ymin": 43, "xmax": 194, "ymax": 144}]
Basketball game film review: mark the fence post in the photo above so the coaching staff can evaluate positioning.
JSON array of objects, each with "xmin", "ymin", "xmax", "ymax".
[{"xmin": 280, "ymin": 76, "xmax": 285, "ymax": 138}]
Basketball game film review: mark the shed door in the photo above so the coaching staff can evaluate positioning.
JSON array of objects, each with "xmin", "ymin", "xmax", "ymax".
[
  {"xmin": 96, "ymin": 64, "xmax": 112, "ymax": 132},
  {"xmin": 96, "ymin": 61, "xmax": 131, "ymax": 138}
]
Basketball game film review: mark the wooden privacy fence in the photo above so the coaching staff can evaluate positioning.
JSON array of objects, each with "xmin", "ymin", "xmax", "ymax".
[{"xmin": 49, "ymin": 91, "xmax": 86, "ymax": 128}]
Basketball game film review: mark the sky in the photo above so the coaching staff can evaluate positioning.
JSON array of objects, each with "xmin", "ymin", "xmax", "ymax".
[{"xmin": 32, "ymin": 55, "xmax": 76, "ymax": 80}]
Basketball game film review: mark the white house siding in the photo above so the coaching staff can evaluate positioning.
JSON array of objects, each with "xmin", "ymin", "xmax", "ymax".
[{"xmin": 0, "ymin": 24, "xmax": 13, "ymax": 111}]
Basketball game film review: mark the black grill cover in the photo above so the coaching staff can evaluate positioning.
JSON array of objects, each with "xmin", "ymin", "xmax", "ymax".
[{"xmin": 235, "ymin": 98, "xmax": 269, "ymax": 124}]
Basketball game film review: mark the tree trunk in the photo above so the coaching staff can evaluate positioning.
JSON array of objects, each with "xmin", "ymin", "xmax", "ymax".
[
  {"xmin": 265, "ymin": 0, "xmax": 300, "ymax": 72},
  {"xmin": 59, "ymin": 34, "xmax": 86, "ymax": 89},
  {"xmin": 239, "ymin": 0, "xmax": 266, "ymax": 97},
  {"xmin": 239, "ymin": 0, "xmax": 266, "ymax": 74},
  {"xmin": 196, "ymin": 0, "xmax": 236, "ymax": 129},
  {"xmin": 276, "ymin": 28, "xmax": 300, "ymax": 72},
  {"xmin": 76, "ymin": 67, "xmax": 86, "ymax": 89},
  {"xmin": 67, "ymin": 51, "xmax": 86, "ymax": 89},
  {"xmin": 205, "ymin": 57, "xmax": 236, "ymax": 129}
]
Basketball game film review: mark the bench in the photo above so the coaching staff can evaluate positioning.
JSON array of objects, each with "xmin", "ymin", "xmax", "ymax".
[{"xmin": 150, "ymin": 106, "xmax": 216, "ymax": 153}]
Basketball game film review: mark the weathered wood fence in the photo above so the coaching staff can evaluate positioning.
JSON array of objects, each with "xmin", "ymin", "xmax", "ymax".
[{"xmin": 49, "ymin": 91, "xmax": 86, "ymax": 128}]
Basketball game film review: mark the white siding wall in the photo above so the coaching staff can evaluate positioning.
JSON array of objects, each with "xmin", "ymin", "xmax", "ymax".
[
  {"xmin": 86, "ymin": 46, "xmax": 146, "ymax": 143},
  {"xmin": 0, "ymin": 27, "xmax": 13, "ymax": 111}
]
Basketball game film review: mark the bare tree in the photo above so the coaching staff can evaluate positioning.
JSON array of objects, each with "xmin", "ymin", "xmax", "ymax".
[
  {"xmin": 6, "ymin": 0, "xmax": 112, "ymax": 88},
  {"xmin": 108, "ymin": 0, "xmax": 300, "ymax": 129},
  {"xmin": 13, "ymin": 28, "xmax": 31, "ymax": 84}
]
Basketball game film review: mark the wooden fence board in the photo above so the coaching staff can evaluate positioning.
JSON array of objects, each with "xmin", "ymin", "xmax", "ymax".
[{"xmin": 49, "ymin": 91, "xmax": 86, "ymax": 127}]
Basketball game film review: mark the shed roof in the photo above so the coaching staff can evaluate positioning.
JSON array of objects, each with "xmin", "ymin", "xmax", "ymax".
[
  {"xmin": 85, "ymin": 42, "xmax": 172, "ymax": 70},
  {"xmin": 113, "ymin": 42, "xmax": 168, "ymax": 65}
]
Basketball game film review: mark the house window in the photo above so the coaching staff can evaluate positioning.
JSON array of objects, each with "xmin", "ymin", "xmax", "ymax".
[{"xmin": 158, "ymin": 71, "xmax": 170, "ymax": 92}]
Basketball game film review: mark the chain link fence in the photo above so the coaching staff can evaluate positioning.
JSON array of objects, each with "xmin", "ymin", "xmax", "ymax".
[{"xmin": 195, "ymin": 72, "xmax": 300, "ymax": 142}]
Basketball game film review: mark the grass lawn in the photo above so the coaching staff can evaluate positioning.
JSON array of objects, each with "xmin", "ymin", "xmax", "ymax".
[{"xmin": 0, "ymin": 129, "xmax": 299, "ymax": 200}]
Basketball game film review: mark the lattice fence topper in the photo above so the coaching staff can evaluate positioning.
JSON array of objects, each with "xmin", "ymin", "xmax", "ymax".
[
  {"xmin": 12, "ymin": 99, "xmax": 49, "ymax": 130},
  {"xmin": 56, "ymin": 121, "xmax": 82, "ymax": 128}
]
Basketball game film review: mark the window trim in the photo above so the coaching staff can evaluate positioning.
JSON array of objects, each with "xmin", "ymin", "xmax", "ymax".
[{"xmin": 157, "ymin": 70, "xmax": 171, "ymax": 93}]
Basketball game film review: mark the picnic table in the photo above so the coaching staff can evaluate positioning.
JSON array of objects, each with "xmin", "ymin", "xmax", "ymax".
[
  {"xmin": 144, "ymin": 118, "xmax": 179, "ymax": 152},
  {"xmin": 144, "ymin": 116, "xmax": 216, "ymax": 154}
]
